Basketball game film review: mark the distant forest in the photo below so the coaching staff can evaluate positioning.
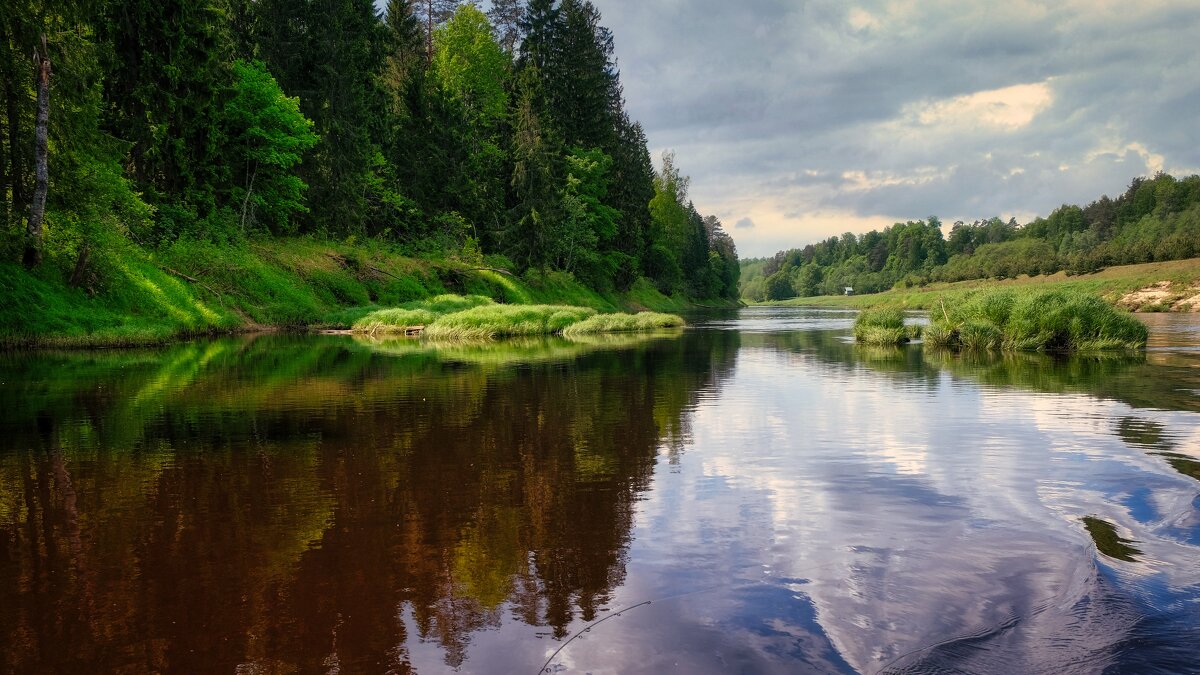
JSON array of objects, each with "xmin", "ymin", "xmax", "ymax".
[
  {"xmin": 0, "ymin": 0, "xmax": 739, "ymax": 300},
  {"xmin": 741, "ymin": 172, "xmax": 1200, "ymax": 301}
]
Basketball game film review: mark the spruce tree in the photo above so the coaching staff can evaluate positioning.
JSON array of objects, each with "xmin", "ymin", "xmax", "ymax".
[{"xmin": 100, "ymin": 0, "xmax": 235, "ymax": 237}]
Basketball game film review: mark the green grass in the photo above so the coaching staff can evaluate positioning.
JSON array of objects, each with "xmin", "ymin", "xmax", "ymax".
[
  {"xmin": 561, "ymin": 311, "xmax": 684, "ymax": 337},
  {"xmin": 422, "ymin": 304, "xmax": 598, "ymax": 340},
  {"xmin": 924, "ymin": 289, "xmax": 1147, "ymax": 351},
  {"xmin": 2, "ymin": 236, "xmax": 723, "ymax": 348},
  {"xmin": 350, "ymin": 294, "xmax": 495, "ymax": 334},
  {"xmin": 853, "ymin": 307, "xmax": 911, "ymax": 345}
]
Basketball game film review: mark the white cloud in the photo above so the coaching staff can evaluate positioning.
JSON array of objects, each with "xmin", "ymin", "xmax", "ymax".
[
  {"xmin": 590, "ymin": 0, "xmax": 1200, "ymax": 257},
  {"xmin": 909, "ymin": 81, "xmax": 1054, "ymax": 130}
]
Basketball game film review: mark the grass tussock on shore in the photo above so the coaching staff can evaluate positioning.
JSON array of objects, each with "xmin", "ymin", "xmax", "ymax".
[
  {"xmin": 925, "ymin": 289, "xmax": 1147, "ymax": 351},
  {"xmin": 422, "ymin": 304, "xmax": 598, "ymax": 340},
  {"xmin": 853, "ymin": 307, "xmax": 915, "ymax": 345},
  {"xmin": 351, "ymin": 295, "xmax": 495, "ymax": 334},
  {"xmin": 561, "ymin": 311, "xmax": 684, "ymax": 336}
]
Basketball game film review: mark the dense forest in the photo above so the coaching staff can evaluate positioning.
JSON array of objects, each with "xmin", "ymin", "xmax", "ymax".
[
  {"xmin": 741, "ymin": 172, "xmax": 1200, "ymax": 301},
  {"xmin": 0, "ymin": 0, "xmax": 739, "ymax": 303}
]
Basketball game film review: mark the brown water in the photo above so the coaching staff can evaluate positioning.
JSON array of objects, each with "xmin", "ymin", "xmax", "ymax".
[{"xmin": 1, "ymin": 310, "xmax": 1198, "ymax": 674}]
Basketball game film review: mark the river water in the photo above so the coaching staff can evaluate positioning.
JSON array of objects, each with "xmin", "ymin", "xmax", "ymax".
[{"xmin": 1, "ymin": 308, "xmax": 1198, "ymax": 674}]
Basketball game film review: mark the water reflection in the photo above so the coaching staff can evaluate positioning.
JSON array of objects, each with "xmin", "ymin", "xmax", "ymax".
[
  {"xmin": 0, "ymin": 332, "xmax": 737, "ymax": 672},
  {"xmin": 0, "ymin": 309, "xmax": 1198, "ymax": 674}
]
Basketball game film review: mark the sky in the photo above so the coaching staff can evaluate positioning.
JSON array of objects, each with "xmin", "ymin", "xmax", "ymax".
[{"xmin": 582, "ymin": 0, "xmax": 1200, "ymax": 257}]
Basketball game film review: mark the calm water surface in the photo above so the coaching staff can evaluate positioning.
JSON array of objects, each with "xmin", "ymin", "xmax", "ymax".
[{"xmin": 1, "ymin": 309, "xmax": 1198, "ymax": 674}]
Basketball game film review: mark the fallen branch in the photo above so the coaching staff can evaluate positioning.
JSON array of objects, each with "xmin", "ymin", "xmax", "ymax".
[
  {"xmin": 162, "ymin": 266, "xmax": 227, "ymax": 307},
  {"xmin": 462, "ymin": 266, "xmax": 516, "ymax": 277}
]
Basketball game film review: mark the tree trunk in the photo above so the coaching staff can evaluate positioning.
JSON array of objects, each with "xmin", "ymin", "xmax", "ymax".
[
  {"xmin": 24, "ymin": 35, "xmax": 49, "ymax": 269},
  {"xmin": 6, "ymin": 78, "xmax": 22, "ymax": 221},
  {"xmin": 426, "ymin": 0, "xmax": 434, "ymax": 64},
  {"xmin": 240, "ymin": 162, "xmax": 257, "ymax": 234},
  {"xmin": 0, "ymin": 21, "xmax": 8, "ymax": 227},
  {"xmin": 68, "ymin": 244, "xmax": 90, "ymax": 288},
  {"xmin": 0, "ymin": 94, "xmax": 7, "ymax": 227}
]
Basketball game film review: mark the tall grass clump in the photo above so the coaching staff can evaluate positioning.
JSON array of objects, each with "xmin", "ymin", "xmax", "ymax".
[
  {"xmin": 351, "ymin": 294, "xmax": 494, "ymax": 333},
  {"xmin": 927, "ymin": 289, "xmax": 1147, "ymax": 351},
  {"xmin": 423, "ymin": 304, "xmax": 597, "ymax": 340},
  {"xmin": 853, "ymin": 307, "xmax": 910, "ymax": 345},
  {"xmin": 561, "ymin": 312, "xmax": 684, "ymax": 337}
]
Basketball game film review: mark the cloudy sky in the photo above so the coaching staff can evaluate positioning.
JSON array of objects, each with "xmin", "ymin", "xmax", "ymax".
[{"xmin": 584, "ymin": 0, "xmax": 1200, "ymax": 257}]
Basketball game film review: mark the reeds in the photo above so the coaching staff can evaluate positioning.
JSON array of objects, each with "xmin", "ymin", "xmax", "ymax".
[{"xmin": 926, "ymin": 289, "xmax": 1147, "ymax": 351}]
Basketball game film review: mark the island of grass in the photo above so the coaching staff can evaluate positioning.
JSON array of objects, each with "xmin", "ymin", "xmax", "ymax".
[
  {"xmin": 853, "ymin": 307, "xmax": 921, "ymax": 345},
  {"xmin": 924, "ymin": 289, "xmax": 1147, "ymax": 351},
  {"xmin": 350, "ymin": 294, "xmax": 684, "ymax": 340}
]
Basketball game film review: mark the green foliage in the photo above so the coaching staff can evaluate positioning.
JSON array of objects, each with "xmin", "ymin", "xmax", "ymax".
[
  {"xmin": 432, "ymin": 6, "xmax": 510, "ymax": 127},
  {"xmin": 853, "ymin": 307, "xmax": 909, "ymax": 345},
  {"xmin": 255, "ymin": 0, "xmax": 390, "ymax": 236},
  {"xmin": 746, "ymin": 173, "xmax": 1200, "ymax": 302},
  {"xmin": 352, "ymin": 294, "xmax": 495, "ymax": 333},
  {"xmin": 223, "ymin": 60, "xmax": 319, "ymax": 234},
  {"xmin": 765, "ymin": 268, "xmax": 797, "ymax": 301},
  {"xmin": 926, "ymin": 289, "xmax": 1148, "ymax": 351},
  {"xmin": 561, "ymin": 311, "xmax": 684, "ymax": 336},
  {"xmin": 423, "ymin": 303, "xmax": 598, "ymax": 339},
  {"xmin": 1, "ymin": 0, "xmax": 732, "ymax": 344}
]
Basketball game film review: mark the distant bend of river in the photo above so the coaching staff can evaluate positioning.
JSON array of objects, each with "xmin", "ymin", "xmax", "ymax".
[{"xmin": 1, "ymin": 308, "xmax": 1198, "ymax": 674}]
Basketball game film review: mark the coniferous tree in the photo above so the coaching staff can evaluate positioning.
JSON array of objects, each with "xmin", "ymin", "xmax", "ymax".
[
  {"xmin": 255, "ymin": 0, "xmax": 389, "ymax": 236},
  {"xmin": 100, "ymin": 0, "xmax": 236, "ymax": 237},
  {"xmin": 545, "ymin": 0, "xmax": 621, "ymax": 151},
  {"xmin": 506, "ymin": 66, "xmax": 560, "ymax": 269},
  {"xmin": 517, "ymin": 0, "xmax": 559, "ymax": 73},
  {"xmin": 606, "ymin": 113, "xmax": 655, "ymax": 287}
]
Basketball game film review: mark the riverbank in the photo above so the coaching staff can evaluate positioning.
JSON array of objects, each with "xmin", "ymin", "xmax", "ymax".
[
  {"xmin": 0, "ymin": 237, "xmax": 723, "ymax": 349},
  {"xmin": 762, "ymin": 257, "xmax": 1200, "ymax": 312}
]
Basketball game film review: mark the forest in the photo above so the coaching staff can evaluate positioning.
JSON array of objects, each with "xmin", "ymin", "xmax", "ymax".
[
  {"xmin": 0, "ymin": 0, "xmax": 740, "ymax": 316},
  {"xmin": 741, "ymin": 172, "xmax": 1200, "ymax": 301}
]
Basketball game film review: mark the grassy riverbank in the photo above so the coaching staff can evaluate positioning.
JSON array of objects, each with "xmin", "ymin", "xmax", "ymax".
[
  {"xmin": 766, "ymin": 257, "xmax": 1200, "ymax": 312},
  {"xmin": 0, "ymin": 237, "xmax": 713, "ymax": 348}
]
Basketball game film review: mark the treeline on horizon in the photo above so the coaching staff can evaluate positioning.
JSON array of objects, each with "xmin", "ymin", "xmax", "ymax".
[
  {"xmin": 0, "ymin": 0, "xmax": 739, "ymax": 302},
  {"xmin": 741, "ymin": 172, "xmax": 1200, "ymax": 301}
]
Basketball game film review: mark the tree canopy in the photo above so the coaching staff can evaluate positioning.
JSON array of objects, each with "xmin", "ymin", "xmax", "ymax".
[{"xmin": 0, "ymin": 0, "xmax": 739, "ymax": 301}]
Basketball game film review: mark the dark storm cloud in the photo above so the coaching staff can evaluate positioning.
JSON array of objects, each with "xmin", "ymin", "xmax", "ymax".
[{"xmin": 588, "ymin": 0, "xmax": 1200, "ymax": 255}]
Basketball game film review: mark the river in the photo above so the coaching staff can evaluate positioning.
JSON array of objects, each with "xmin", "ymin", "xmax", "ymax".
[{"xmin": 1, "ymin": 308, "xmax": 1198, "ymax": 673}]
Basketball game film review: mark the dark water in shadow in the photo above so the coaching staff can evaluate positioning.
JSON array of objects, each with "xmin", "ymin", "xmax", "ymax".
[{"xmin": 1, "ymin": 309, "xmax": 1198, "ymax": 674}]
